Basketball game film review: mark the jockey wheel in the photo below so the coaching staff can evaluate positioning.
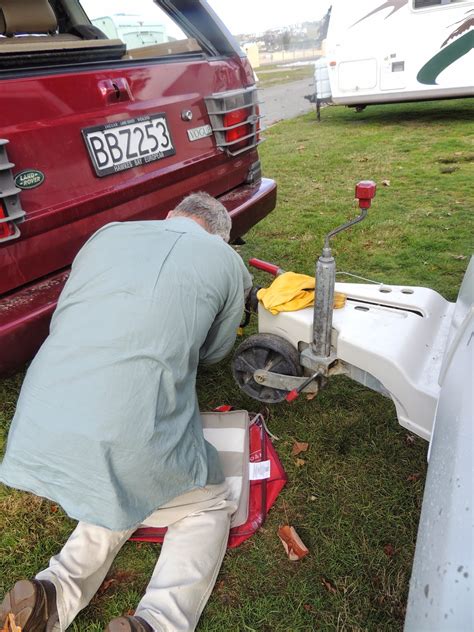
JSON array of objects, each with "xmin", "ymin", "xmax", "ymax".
[{"xmin": 232, "ymin": 333, "xmax": 302, "ymax": 403}]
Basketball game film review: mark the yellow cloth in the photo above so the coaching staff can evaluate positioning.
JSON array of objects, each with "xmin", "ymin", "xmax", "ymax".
[{"xmin": 257, "ymin": 271, "xmax": 346, "ymax": 315}]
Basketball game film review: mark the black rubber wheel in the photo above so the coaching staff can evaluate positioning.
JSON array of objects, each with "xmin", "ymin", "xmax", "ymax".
[{"xmin": 232, "ymin": 333, "xmax": 302, "ymax": 403}]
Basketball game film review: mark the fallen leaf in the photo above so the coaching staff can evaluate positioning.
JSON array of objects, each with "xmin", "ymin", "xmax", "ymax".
[
  {"xmin": 278, "ymin": 525, "xmax": 309, "ymax": 561},
  {"xmin": 382, "ymin": 179, "xmax": 391, "ymax": 186},
  {"xmin": 297, "ymin": 145, "xmax": 306, "ymax": 151},
  {"xmin": 292, "ymin": 441, "xmax": 309, "ymax": 456},
  {"xmin": 405, "ymin": 434, "xmax": 416, "ymax": 445},
  {"xmin": 50, "ymin": 504, "xmax": 58, "ymax": 513},
  {"xmin": 407, "ymin": 473, "xmax": 421, "ymax": 482},
  {"xmin": 306, "ymin": 391, "xmax": 318, "ymax": 401},
  {"xmin": 97, "ymin": 578, "xmax": 117, "ymax": 595},
  {"xmin": 2, "ymin": 613, "xmax": 22, "ymax": 632},
  {"xmin": 321, "ymin": 577, "xmax": 337, "ymax": 594},
  {"xmin": 295, "ymin": 458, "xmax": 306, "ymax": 467},
  {"xmin": 449, "ymin": 253, "xmax": 467, "ymax": 260},
  {"xmin": 383, "ymin": 544, "xmax": 396, "ymax": 558},
  {"xmin": 97, "ymin": 570, "xmax": 137, "ymax": 596},
  {"xmin": 303, "ymin": 604, "xmax": 315, "ymax": 612},
  {"xmin": 309, "ymin": 495, "xmax": 317, "ymax": 501},
  {"xmin": 125, "ymin": 610, "xmax": 135, "ymax": 617}
]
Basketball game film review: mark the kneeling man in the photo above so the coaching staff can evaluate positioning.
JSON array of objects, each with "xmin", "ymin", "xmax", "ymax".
[{"xmin": 0, "ymin": 192, "xmax": 252, "ymax": 632}]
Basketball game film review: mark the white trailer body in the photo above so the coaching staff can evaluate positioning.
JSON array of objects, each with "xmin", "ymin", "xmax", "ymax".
[
  {"xmin": 322, "ymin": 0, "xmax": 474, "ymax": 106},
  {"xmin": 254, "ymin": 259, "xmax": 473, "ymax": 627},
  {"xmin": 233, "ymin": 182, "xmax": 473, "ymax": 627}
]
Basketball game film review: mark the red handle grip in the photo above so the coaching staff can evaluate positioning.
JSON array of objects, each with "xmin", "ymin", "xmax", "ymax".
[
  {"xmin": 355, "ymin": 180, "xmax": 376, "ymax": 209},
  {"xmin": 286, "ymin": 389, "xmax": 300, "ymax": 403},
  {"xmin": 248, "ymin": 258, "xmax": 282, "ymax": 276}
]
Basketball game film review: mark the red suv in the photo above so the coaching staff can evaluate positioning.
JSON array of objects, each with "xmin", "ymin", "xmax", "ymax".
[{"xmin": 0, "ymin": 0, "xmax": 276, "ymax": 375}]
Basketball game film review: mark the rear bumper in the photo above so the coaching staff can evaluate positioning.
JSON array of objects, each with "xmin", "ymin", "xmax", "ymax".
[
  {"xmin": 0, "ymin": 177, "xmax": 276, "ymax": 376},
  {"xmin": 224, "ymin": 177, "xmax": 276, "ymax": 240}
]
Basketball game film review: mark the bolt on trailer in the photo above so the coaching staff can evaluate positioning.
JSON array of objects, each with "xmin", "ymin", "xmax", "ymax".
[
  {"xmin": 308, "ymin": 0, "xmax": 474, "ymax": 113},
  {"xmin": 0, "ymin": 0, "xmax": 276, "ymax": 376}
]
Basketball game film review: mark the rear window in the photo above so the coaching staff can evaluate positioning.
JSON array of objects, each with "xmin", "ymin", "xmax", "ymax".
[
  {"xmin": 0, "ymin": 0, "xmax": 206, "ymax": 71},
  {"xmin": 80, "ymin": 0, "xmax": 203, "ymax": 58}
]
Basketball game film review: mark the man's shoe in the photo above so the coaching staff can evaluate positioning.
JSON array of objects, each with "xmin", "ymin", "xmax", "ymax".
[
  {"xmin": 0, "ymin": 579, "xmax": 58, "ymax": 632},
  {"xmin": 105, "ymin": 616, "xmax": 153, "ymax": 632}
]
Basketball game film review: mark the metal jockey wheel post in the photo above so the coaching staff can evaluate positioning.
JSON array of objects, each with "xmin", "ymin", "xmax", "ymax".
[{"xmin": 301, "ymin": 180, "xmax": 376, "ymax": 375}]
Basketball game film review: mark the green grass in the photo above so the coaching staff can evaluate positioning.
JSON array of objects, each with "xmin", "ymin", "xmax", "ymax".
[
  {"xmin": 1, "ymin": 99, "xmax": 473, "ymax": 631},
  {"xmin": 257, "ymin": 63, "xmax": 314, "ymax": 88}
]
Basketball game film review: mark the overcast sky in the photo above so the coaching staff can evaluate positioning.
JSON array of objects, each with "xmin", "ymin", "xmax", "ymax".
[
  {"xmin": 207, "ymin": 0, "xmax": 331, "ymax": 34},
  {"xmin": 80, "ymin": 1, "xmax": 331, "ymax": 37}
]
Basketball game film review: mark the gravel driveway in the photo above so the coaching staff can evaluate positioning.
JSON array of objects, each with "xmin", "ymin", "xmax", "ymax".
[{"xmin": 259, "ymin": 77, "xmax": 316, "ymax": 127}]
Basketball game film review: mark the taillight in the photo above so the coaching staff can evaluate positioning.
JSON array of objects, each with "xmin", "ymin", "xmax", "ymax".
[
  {"xmin": 0, "ymin": 201, "xmax": 14, "ymax": 240},
  {"xmin": 205, "ymin": 87, "xmax": 264, "ymax": 156},
  {"xmin": 0, "ymin": 138, "xmax": 26, "ymax": 242},
  {"xmin": 223, "ymin": 108, "xmax": 251, "ymax": 151}
]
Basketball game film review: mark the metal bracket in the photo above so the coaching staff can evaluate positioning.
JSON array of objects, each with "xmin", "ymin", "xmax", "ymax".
[
  {"xmin": 300, "ymin": 346, "xmax": 337, "ymax": 375},
  {"xmin": 253, "ymin": 360, "xmax": 347, "ymax": 393},
  {"xmin": 253, "ymin": 370, "xmax": 320, "ymax": 394}
]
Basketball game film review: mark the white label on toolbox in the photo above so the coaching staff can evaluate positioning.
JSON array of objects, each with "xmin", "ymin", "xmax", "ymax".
[
  {"xmin": 187, "ymin": 124, "xmax": 212, "ymax": 142},
  {"xmin": 249, "ymin": 460, "xmax": 271, "ymax": 480},
  {"xmin": 82, "ymin": 113, "xmax": 175, "ymax": 177}
]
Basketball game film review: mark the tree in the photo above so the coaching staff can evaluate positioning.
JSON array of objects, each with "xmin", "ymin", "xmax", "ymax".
[
  {"xmin": 263, "ymin": 30, "xmax": 277, "ymax": 51},
  {"xmin": 280, "ymin": 30, "xmax": 292, "ymax": 51}
]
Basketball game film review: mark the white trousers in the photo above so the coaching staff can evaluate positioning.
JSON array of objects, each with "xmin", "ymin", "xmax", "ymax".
[{"xmin": 36, "ymin": 483, "xmax": 236, "ymax": 632}]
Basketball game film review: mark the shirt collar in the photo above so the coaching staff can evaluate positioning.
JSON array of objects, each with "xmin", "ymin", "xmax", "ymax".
[{"xmin": 165, "ymin": 216, "xmax": 209, "ymax": 236}]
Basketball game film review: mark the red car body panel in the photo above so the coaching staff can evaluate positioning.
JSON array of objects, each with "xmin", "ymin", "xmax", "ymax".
[
  {"xmin": 0, "ymin": 178, "xmax": 276, "ymax": 376},
  {"xmin": 0, "ymin": 6, "xmax": 276, "ymax": 375}
]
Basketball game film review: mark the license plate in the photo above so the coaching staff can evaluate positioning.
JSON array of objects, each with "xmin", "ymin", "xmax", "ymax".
[{"xmin": 82, "ymin": 113, "xmax": 176, "ymax": 177}]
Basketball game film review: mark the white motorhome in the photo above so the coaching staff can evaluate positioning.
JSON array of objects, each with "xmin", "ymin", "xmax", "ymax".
[{"xmin": 314, "ymin": 0, "xmax": 474, "ymax": 109}]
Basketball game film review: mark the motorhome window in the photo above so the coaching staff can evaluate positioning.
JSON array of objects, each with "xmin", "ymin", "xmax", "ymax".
[
  {"xmin": 413, "ymin": 0, "xmax": 467, "ymax": 8},
  {"xmin": 79, "ymin": 0, "xmax": 203, "ymax": 58}
]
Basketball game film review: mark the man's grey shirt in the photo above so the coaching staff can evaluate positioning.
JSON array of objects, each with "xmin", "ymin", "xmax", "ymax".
[{"xmin": 0, "ymin": 217, "xmax": 252, "ymax": 530}]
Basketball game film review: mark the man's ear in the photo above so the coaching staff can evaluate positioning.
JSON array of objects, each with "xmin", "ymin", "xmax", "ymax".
[{"xmin": 166, "ymin": 211, "xmax": 175, "ymax": 219}]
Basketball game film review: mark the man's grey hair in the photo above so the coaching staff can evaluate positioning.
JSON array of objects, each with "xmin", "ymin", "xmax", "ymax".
[{"xmin": 169, "ymin": 191, "xmax": 232, "ymax": 242}]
